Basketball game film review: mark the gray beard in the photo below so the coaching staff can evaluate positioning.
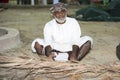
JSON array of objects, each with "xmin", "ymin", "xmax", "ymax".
[{"xmin": 54, "ymin": 16, "xmax": 66, "ymax": 24}]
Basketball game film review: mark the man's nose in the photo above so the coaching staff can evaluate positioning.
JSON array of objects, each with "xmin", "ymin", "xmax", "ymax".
[{"xmin": 58, "ymin": 13, "xmax": 63, "ymax": 17}]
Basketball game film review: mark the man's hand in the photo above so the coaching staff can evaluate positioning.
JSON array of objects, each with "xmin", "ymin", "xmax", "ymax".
[{"xmin": 48, "ymin": 52, "xmax": 56, "ymax": 61}]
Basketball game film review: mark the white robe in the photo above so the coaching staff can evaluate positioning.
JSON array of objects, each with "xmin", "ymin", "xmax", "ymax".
[{"xmin": 31, "ymin": 17, "xmax": 93, "ymax": 61}]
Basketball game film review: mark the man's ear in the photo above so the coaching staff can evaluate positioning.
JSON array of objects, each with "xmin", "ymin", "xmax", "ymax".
[
  {"xmin": 50, "ymin": 13, "xmax": 54, "ymax": 18},
  {"xmin": 116, "ymin": 43, "xmax": 120, "ymax": 60}
]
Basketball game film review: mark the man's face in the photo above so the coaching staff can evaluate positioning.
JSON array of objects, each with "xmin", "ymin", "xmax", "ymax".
[{"xmin": 53, "ymin": 9, "xmax": 67, "ymax": 24}]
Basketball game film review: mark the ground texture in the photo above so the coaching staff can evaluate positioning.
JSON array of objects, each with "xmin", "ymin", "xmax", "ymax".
[{"xmin": 0, "ymin": 7, "xmax": 120, "ymax": 80}]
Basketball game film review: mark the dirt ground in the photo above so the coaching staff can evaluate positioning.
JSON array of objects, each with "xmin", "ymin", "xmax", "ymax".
[{"xmin": 0, "ymin": 7, "xmax": 120, "ymax": 80}]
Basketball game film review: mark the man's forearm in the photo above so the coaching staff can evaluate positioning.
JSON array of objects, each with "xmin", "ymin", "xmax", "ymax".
[
  {"xmin": 72, "ymin": 45, "xmax": 79, "ymax": 54},
  {"xmin": 45, "ymin": 45, "xmax": 52, "ymax": 57},
  {"xmin": 69, "ymin": 45, "xmax": 79, "ymax": 60}
]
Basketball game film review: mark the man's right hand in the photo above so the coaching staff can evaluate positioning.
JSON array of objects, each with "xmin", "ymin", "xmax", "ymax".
[{"xmin": 48, "ymin": 52, "xmax": 56, "ymax": 61}]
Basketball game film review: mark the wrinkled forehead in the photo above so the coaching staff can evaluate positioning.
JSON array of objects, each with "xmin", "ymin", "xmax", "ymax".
[{"xmin": 50, "ymin": 2, "xmax": 67, "ymax": 13}]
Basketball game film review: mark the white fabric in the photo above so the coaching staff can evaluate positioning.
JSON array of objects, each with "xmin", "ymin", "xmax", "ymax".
[
  {"xmin": 44, "ymin": 17, "xmax": 81, "ymax": 52},
  {"xmin": 54, "ymin": 52, "xmax": 69, "ymax": 61},
  {"xmin": 31, "ymin": 36, "xmax": 93, "ymax": 53},
  {"xmin": 53, "ymin": 0, "xmax": 59, "ymax": 4},
  {"xmin": 31, "ymin": 38, "xmax": 44, "ymax": 52},
  {"xmin": 31, "ymin": 17, "xmax": 93, "ymax": 53},
  {"xmin": 31, "ymin": 36, "xmax": 93, "ymax": 61},
  {"xmin": 31, "ymin": 17, "xmax": 93, "ymax": 61}
]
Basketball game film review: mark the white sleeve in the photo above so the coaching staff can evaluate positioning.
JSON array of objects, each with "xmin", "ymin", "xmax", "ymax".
[
  {"xmin": 71, "ymin": 19, "xmax": 81, "ymax": 46},
  {"xmin": 44, "ymin": 23, "xmax": 53, "ymax": 47}
]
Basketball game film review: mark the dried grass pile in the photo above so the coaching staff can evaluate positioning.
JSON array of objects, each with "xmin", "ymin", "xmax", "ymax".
[{"xmin": 0, "ymin": 55, "xmax": 120, "ymax": 80}]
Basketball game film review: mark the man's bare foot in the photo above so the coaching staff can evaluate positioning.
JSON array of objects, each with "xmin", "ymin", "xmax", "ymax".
[
  {"xmin": 69, "ymin": 57, "xmax": 77, "ymax": 62},
  {"xmin": 48, "ymin": 52, "xmax": 56, "ymax": 61}
]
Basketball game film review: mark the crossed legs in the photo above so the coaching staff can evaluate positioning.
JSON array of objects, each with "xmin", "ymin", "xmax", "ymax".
[
  {"xmin": 77, "ymin": 41, "xmax": 91, "ymax": 61},
  {"xmin": 68, "ymin": 41, "xmax": 91, "ymax": 61},
  {"xmin": 34, "ymin": 40, "xmax": 91, "ymax": 61}
]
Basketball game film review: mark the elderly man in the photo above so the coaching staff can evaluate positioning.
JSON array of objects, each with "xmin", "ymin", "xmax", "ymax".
[{"xmin": 31, "ymin": 2, "xmax": 93, "ymax": 61}]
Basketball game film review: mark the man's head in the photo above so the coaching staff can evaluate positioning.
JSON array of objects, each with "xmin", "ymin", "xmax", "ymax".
[{"xmin": 50, "ymin": 2, "xmax": 67, "ymax": 24}]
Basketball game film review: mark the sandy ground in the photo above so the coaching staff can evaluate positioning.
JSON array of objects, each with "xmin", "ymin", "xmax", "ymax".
[{"xmin": 0, "ymin": 7, "xmax": 120, "ymax": 80}]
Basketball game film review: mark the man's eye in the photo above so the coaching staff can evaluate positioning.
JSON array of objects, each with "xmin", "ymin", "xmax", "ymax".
[{"xmin": 61, "ymin": 10, "xmax": 66, "ymax": 12}]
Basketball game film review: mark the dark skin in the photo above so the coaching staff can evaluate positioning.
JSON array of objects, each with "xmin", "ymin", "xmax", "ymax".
[
  {"xmin": 53, "ymin": 9, "xmax": 67, "ymax": 24},
  {"xmin": 44, "ymin": 10, "xmax": 67, "ymax": 60},
  {"xmin": 34, "ymin": 10, "xmax": 91, "ymax": 61},
  {"xmin": 34, "ymin": 42, "xmax": 43, "ymax": 55}
]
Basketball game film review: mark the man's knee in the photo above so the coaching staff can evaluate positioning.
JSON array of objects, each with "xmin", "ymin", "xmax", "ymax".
[
  {"xmin": 34, "ymin": 42, "xmax": 40, "ymax": 48},
  {"xmin": 83, "ymin": 40, "xmax": 91, "ymax": 49},
  {"xmin": 34, "ymin": 42, "xmax": 43, "ymax": 55},
  {"xmin": 77, "ymin": 40, "xmax": 91, "ymax": 61},
  {"xmin": 86, "ymin": 40, "xmax": 91, "ymax": 45}
]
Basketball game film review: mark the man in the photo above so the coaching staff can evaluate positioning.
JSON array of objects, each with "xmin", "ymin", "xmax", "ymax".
[{"xmin": 31, "ymin": 2, "xmax": 93, "ymax": 61}]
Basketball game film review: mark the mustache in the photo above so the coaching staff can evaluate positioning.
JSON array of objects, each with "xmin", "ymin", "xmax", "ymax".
[
  {"xmin": 54, "ymin": 16, "xmax": 66, "ymax": 22},
  {"xmin": 55, "ymin": 17, "xmax": 66, "ymax": 23}
]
